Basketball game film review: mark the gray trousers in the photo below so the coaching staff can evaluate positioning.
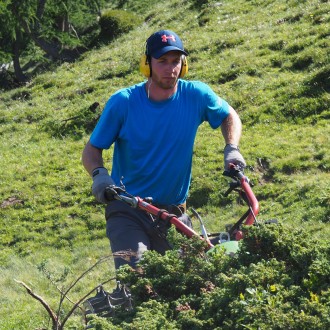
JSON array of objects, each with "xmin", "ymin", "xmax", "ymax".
[{"xmin": 105, "ymin": 200, "xmax": 172, "ymax": 270}]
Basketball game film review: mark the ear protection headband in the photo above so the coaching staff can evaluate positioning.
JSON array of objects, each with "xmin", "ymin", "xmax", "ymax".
[{"xmin": 139, "ymin": 54, "xmax": 188, "ymax": 78}]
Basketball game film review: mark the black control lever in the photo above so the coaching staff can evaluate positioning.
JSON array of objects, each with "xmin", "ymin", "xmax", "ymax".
[{"xmin": 224, "ymin": 181, "xmax": 241, "ymax": 196}]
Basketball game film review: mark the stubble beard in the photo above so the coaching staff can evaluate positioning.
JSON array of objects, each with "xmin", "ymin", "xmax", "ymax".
[{"xmin": 155, "ymin": 76, "xmax": 177, "ymax": 90}]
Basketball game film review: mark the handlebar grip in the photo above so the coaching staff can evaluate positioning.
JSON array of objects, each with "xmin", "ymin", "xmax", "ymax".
[
  {"xmin": 105, "ymin": 185, "xmax": 125, "ymax": 201},
  {"xmin": 104, "ymin": 186, "xmax": 116, "ymax": 201}
]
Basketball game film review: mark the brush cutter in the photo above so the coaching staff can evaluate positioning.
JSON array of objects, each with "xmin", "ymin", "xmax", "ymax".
[
  {"xmin": 105, "ymin": 163, "xmax": 259, "ymax": 253},
  {"xmin": 83, "ymin": 164, "xmax": 260, "ymax": 319}
]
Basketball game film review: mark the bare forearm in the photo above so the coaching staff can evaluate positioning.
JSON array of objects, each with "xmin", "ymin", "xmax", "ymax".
[
  {"xmin": 82, "ymin": 140, "xmax": 104, "ymax": 176},
  {"xmin": 221, "ymin": 106, "xmax": 242, "ymax": 145}
]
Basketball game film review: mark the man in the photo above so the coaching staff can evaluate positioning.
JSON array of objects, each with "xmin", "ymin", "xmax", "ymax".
[{"xmin": 82, "ymin": 29, "xmax": 246, "ymax": 270}]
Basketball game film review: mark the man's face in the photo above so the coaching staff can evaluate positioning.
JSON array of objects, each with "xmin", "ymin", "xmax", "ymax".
[{"xmin": 150, "ymin": 51, "xmax": 182, "ymax": 89}]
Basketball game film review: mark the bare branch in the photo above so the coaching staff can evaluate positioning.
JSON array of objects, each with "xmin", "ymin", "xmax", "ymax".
[
  {"xmin": 57, "ymin": 255, "xmax": 115, "ymax": 327},
  {"xmin": 60, "ymin": 277, "xmax": 116, "ymax": 327},
  {"xmin": 59, "ymin": 252, "xmax": 136, "ymax": 327},
  {"xmin": 15, "ymin": 252, "xmax": 136, "ymax": 329},
  {"xmin": 62, "ymin": 255, "xmax": 113, "ymax": 298},
  {"xmin": 15, "ymin": 280, "xmax": 60, "ymax": 330}
]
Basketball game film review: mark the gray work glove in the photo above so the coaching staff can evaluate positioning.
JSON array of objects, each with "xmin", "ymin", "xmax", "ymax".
[
  {"xmin": 92, "ymin": 167, "xmax": 115, "ymax": 204},
  {"xmin": 224, "ymin": 144, "xmax": 246, "ymax": 170}
]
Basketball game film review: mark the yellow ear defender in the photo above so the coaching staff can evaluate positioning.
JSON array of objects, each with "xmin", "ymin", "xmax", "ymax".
[
  {"xmin": 139, "ymin": 55, "xmax": 188, "ymax": 78},
  {"xmin": 180, "ymin": 55, "xmax": 189, "ymax": 78},
  {"xmin": 139, "ymin": 55, "xmax": 151, "ymax": 77}
]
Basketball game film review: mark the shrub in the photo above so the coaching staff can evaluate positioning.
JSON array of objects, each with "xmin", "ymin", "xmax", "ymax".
[
  {"xmin": 99, "ymin": 9, "xmax": 142, "ymax": 42},
  {"xmin": 96, "ymin": 224, "xmax": 330, "ymax": 329},
  {"xmin": 42, "ymin": 101, "xmax": 101, "ymax": 139}
]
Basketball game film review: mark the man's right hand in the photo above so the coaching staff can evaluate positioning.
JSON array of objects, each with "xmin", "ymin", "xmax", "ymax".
[
  {"xmin": 104, "ymin": 185, "xmax": 126, "ymax": 201},
  {"xmin": 92, "ymin": 167, "xmax": 115, "ymax": 203}
]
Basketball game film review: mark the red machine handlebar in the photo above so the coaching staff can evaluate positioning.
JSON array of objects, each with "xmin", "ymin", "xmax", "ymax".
[
  {"xmin": 134, "ymin": 197, "xmax": 214, "ymax": 249},
  {"xmin": 240, "ymin": 176, "xmax": 259, "ymax": 226},
  {"xmin": 108, "ymin": 165, "xmax": 259, "ymax": 247}
]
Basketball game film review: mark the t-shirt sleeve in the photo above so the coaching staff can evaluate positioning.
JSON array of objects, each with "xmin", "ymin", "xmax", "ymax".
[
  {"xmin": 90, "ymin": 92, "xmax": 126, "ymax": 149},
  {"xmin": 198, "ymin": 82, "xmax": 230, "ymax": 128}
]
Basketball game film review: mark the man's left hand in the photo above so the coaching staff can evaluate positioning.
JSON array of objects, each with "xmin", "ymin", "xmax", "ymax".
[{"xmin": 224, "ymin": 144, "xmax": 246, "ymax": 170}]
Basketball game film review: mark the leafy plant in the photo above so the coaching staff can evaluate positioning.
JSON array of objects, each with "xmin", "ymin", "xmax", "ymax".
[
  {"xmin": 99, "ymin": 9, "xmax": 142, "ymax": 42},
  {"xmin": 92, "ymin": 224, "xmax": 330, "ymax": 329}
]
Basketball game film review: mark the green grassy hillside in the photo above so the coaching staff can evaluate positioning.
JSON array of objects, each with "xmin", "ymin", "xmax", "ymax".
[{"xmin": 0, "ymin": 0, "xmax": 329, "ymax": 328}]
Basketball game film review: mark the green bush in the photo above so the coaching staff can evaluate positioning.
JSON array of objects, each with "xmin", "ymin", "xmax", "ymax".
[
  {"xmin": 42, "ymin": 101, "xmax": 101, "ymax": 139},
  {"xmin": 95, "ymin": 224, "xmax": 330, "ymax": 329},
  {"xmin": 99, "ymin": 9, "xmax": 142, "ymax": 42}
]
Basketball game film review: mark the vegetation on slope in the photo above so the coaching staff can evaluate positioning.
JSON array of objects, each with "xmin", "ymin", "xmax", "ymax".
[{"xmin": 89, "ymin": 225, "xmax": 329, "ymax": 329}]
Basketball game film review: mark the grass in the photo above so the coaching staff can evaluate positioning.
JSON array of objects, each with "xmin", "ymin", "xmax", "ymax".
[{"xmin": 0, "ymin": 0, "xmax": 329, "ymax": 328}]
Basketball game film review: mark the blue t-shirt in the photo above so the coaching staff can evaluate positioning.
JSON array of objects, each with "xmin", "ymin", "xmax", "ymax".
[{"xmin": 90, "ymin": 79, "xmax": 230, "ymax": 205}]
